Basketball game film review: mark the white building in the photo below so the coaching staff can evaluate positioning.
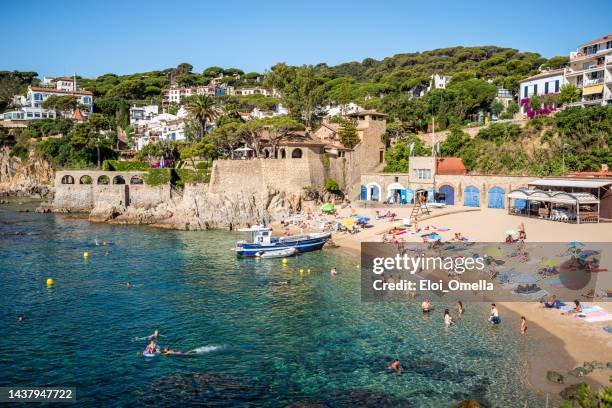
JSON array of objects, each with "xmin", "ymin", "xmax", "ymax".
[
  {"xmin": 162, "ymin": 85, "xmax": 229, "ymax": 106},
  {"xmin": 129, "ymin": 105, "xmax": 159, "ymax": 125},
  {"xmin": 133, "ymin": 107, "xmax": 189, "ymax": 150},
  {"xmin": 518, "ymin": 69, "xmax": 566, "ymax": 114},
  {"xmin": 321, "ymin": 102, "xmax": 363, "ymax": 117},
  {"xmin": 428, "ymin": 73, "xmax": 452, "ymax": 92},
  {"xmin": 2, "ymin": 76, "xmax": 93, "ymax": 122},
  {"xmin": 564, "ymin": 34, "xmax": 612, "ymax": 107},
  {"xmin": 230, "ymin": 87, "xmax": 277, "ymax": 97}
]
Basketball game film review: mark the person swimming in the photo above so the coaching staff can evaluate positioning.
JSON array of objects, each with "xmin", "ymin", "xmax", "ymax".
[
  {"xmin": 150, "ymin": 329, "xmax": 159, "ymax": 339},
  {"xmin": 126, "ymin": 282, "xmax": 133, "ymax": 288},
  {"xmin": 444, "ymin": 309, "xmax": 454, "ymax": 326},
  {"xmin": 331, "ymin": 267, "xmax": 337, "ymax": 275},
  {"xmin": 488, "ymin": 303, "xmax": 500, "ymax": 324},
  {"xmin": 17, "ymin": 314, "xmax": 25, "ymax": 322},
  {"xmin": 161, "ymin": 347, "xmax": 192, "ymax": 356},
  {"xmin": 389, "ymin": 359, "xmax": 402, "ymax": 374},
  {"xmin": 145, "ymin": 340, "xmax": 159, "ymax": 354},
  {"xmin": 421, "ymin": 299, "xmax": 431, "ymax": 313},
  {"xmin": 521, "ymin": 316, "xmax": 527, "ymax": 335},
  {"xmin": 455, "ymin": 301, "xmax": 463, "ymax": 316}
]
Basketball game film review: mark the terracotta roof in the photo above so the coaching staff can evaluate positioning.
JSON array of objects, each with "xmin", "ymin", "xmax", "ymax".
[
  {"xmin": 29, "ymin": 86, "xmax": 93, "ymax": 96},
  {"xmin": 436, "ymin": 157, "xmax": 466, "ymax": 175},
  {"xmin": 519, "ymin": 68, "xmax": 565, "ymax": 83},
  {"xmin": 578, "ymin": 34, "xmax": 612, "ymax": 48},
  {"xmin": 54, "ymin": 77, "xmax": 75, "ymax": 82},
  {"xmin": 567, "ymin": 170, "xmax": 612, "ymax": 179}
]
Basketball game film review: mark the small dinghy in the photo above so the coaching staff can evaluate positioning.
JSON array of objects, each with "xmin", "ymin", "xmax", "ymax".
[{"xmin": 256, "ymin": 247, "xmax": 297, "ymax": 259}]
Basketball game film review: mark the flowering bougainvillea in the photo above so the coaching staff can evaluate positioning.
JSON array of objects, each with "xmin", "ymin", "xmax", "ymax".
[{"xmin": 521, "ymin": 97, "xmax": 558, "ymax": 118}]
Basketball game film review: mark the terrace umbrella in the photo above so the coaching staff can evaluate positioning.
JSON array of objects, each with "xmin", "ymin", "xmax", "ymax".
[
  {"xmin": 567, "ymin": 242, "xmax": 585, "ymax": 247},
  {"xmin": 357, "ymin": 217, "xmax": 370, "ymax": 223},
  {"xmin": 484, "ymin": 246, "xmax": 503, "ymax": 259},
  {"xmin": 505, "ymin": 229, "xmax": 518, "ymax": 236},
  {"xmin": 321, "ymin": 204, "xmax": 335, "ymax": 213},
  {"xmin": 342, "ymin": 219, "xmax": 355, "ymax": 227}
]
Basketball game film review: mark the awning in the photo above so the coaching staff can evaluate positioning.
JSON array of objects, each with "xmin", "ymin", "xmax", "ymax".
[
  {"xmin": 582, "ymin": 84, "xmax": 604, "ymax": 96},
  {"xmin": 528, "ymin": 178, "xmax": 612, "ymax": 189},
  {"xmin": 507, "ymin": 189, "xmax": 599, "ymax": 205}
]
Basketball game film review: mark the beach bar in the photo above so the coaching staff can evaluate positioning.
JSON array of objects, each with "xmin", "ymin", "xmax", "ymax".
[{"xmin": 507, "ymin": 178, "xmax": 612, "ymax": 223}]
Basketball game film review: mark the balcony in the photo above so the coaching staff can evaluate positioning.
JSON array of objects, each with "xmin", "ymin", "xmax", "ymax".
[{"xmin": 583, "ymin": 77, "xmax": 604, "ymax": 87}]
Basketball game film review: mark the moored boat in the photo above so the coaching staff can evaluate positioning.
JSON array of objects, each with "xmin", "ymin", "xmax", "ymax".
[
  {"xmin": 256, "ymin": 247, "xmax": 297, "ymax": 259},
  {"xmin": 235, "ymin": 228, "xmax": 331, "ymax": 257}
]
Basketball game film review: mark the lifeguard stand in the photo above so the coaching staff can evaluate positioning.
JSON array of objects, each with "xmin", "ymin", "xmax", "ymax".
[{"xmin": 410, "ymin": 194, "xmax": 430, "ymax": 221}]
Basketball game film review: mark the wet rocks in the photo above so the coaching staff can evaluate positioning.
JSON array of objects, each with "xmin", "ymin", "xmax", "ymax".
[
  {"xmin": 568, "ymin": 366, "xmax": 589, "ymax": 377},
  {"xmin": 546, "ymin": 371, "xmax": 564, "ymax": 384}
]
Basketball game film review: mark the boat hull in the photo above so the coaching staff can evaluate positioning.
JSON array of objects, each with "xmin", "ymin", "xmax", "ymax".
[{"xmin": 236, "ymin": 234, "xmax": 330, "ymax": 257}]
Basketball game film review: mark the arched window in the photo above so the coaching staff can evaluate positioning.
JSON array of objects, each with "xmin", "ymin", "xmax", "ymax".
[
  {"xmin": 130, "ymin": 176, "xmax": 144, "ymax": 185},
  {"xmin": 97, "ymin": 175, "xmax": 110, "ymax": 185},
  {"xmin": 79, "ymin": 175, "xmax": 92, "ymax": 185},
  {"xmin": 61, "ymin": 175, "xmax": 74, "ymax": 184},
  {"xmin": 280, "ymin": 148, "xmax": 286, "ymax": 159},
  {"xmin": 291, "ymin": 148, "xmax": 302, "ymax": 159},
  {"xmin": 113, "ymin": 175, "xmax": 126, "ymax": 185}
]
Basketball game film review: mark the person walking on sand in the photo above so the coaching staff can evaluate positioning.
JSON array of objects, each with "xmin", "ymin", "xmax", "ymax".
[
  {"xmin": 518, "ymin": 222, "xmax": 526, "ymax": 240},
  {"xmin": 488, "ymin": 304, "xmax": 500, "ymax": 324},
  {"xmin": 520, "ymin": 316, "xmax": 527, "ymax": 335}
]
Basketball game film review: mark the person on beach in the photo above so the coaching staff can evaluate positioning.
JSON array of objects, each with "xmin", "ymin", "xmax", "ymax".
[
  {"xmin": 520, "ymin": 316, "xmax": 527, "ymax": 335},
  {"xmin": 539, "ymin": 295, "xmax": 557, "ymax": 309},
  {"xmin": 518, "ymin": 223, "xmax": 526, "ymax": 240},
  {"xmin": 488, "ymin": 304, "xmax": 500, "ymax": 324},
  {"xmin": 389, "ymin": 359, "xmax": 402, "ymax": 374},
  {"xmin": 455, "ymin": 301, "xmax": 463, "ymax": 317},
  {"xmin": 444, "ymin": 309, "xmax": 454, "ymax": 326},
  {"xmin": 421, "ymin": 299, "xmax": 431, "ymax": 313},
  {"xmin": 562, "ymin": 300, "xmax": 582, "ymax": 315}
]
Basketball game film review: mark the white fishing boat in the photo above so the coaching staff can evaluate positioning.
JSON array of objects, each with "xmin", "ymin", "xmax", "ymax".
[{"xmin": 256, "ymin": 247, "xmax": 297, "ymax": 259}]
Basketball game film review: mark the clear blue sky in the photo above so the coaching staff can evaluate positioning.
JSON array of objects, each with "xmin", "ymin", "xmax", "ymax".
[{"xmin": 4, "ymin": 0, "xmax": 611, "ymax": 78}]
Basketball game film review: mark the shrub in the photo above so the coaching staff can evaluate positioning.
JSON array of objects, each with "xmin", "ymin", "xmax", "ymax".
[
  {"xmin": 145, "ymin": 169, "xmax": 171, "ymax": 186},
  {"xmin": 102, "ymin": 160, "xmax": 149, "ymax": 171},
  {"xmin": 324, "ymin": 178, "xmax": 340, "ymax": 192}
]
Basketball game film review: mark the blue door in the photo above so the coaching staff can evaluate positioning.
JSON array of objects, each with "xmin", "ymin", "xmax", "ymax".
[
  {"xmin": 488, "ymin": 187, "xmax": 505, "ymax": 209},
  {"xmin": 360, "ymin": 185, "xmax": 367, "ymax": 201},
  {"xmin": 370, "ymin": 185, "xmax": 380, "ymax": 201},
  {"xmin": 439, "ymin": 185, "xmax": 454, "ymax": 205},
  {"xmin": 464, "ymin": 186, "xmax": 480, "ymax": 207},
  {"xmin": 514, "ymin": 187, "xmax": 528, "ymax": 210},
  {"xmin": 400, "ymin": 189, "xmax": 408, "ymax": 204},
  {"xmin": 405, "ymin": 189, "xmax": 415, "ymax": 204}
]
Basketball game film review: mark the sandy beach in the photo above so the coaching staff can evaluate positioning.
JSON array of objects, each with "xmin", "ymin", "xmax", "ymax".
[{"xmin": 275, "ymin": 204, "xmax": 612, "ymax": 395}]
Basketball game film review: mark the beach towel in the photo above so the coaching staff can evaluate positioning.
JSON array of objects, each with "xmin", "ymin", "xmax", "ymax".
[
  {"xmin": 586, "ymin": 269, "xmax": 608, "ymax": 273},
  {"xmin": 560, "ymin": 305, "xmax": 603, "ymax": 314},
  {"xmin": 581, "ymin": 313, "xmax": 612, "ymax": 323},
  {"xmin": 436, "ymin": 227, "xmax": 450, "ymax": 231}
]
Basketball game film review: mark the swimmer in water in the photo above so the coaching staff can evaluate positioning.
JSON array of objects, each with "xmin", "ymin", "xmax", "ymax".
[
  {"xmin": 521, "ymin": 316, "xmax": 527, "ymax": 336},
  {"xmin": 17, "ymin": 314, "xmax": 25, "ymax": 322},
  {"xmin": 150, "ymin": 329, "xmax": 159, "ymax": 339},
  {"xmin": 126, "ymin": 282, "xmax": 133, "ymax": 288},
  {"xmin": 455, "ymin": 301, "xmax": 463, "ymax": 317},
  {"xmin": 444, "ymin": 309, "xmax": 454, "ymax": 326},
  {"xmin": 331, "ymin": 267, "xmax": 337, "ymax": 275},
  {"xmin": 271, "ymin": 281, "xmax": 290, "ymax": 285},
  {"xmin": 421, "ymin": 299, "xmax": 431, "ymax": 313},
  {"xmin": 161, "ymin": 347, "xmax": 193, "ymax": 355},
  {"xmin": 145, "ymin": 340, "xmax": 159, "ymax": 354},
  {"xmin": 389, "ymin": 359, "xmax": 402, "ymax": 374}
]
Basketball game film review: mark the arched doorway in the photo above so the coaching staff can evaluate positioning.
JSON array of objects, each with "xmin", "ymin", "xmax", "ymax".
[
  {"xmin": 488, "ymin": 186, "xmax": 505, "ymax": 209},
  {"xmin": 438, "ymin": 185, "xmax": 455, "ymax": 205},
  {"xmin": 387, "ymin": 182, "xmax": 405, "ymax": 204},
  {"xmin": 404, "ymin": 189, "xmax": 415, "ymax": 204},
  {"xmin": 280, "ymin": 149, "xmax": 286, "ymax": 159},
  {"xmin": 366, "ymin": 183, "xmax": 381, "ymax": 201},
  {"xmin": 464, "ymin": 186, "xmax": 480, "ymax": 207},
  {"xmin": 130, "ymin": 176, "xmax": 144, "ymax": 185},
  {"xmin": 61, "ymin": 175, "xmax": 75, "ymax": 184}
]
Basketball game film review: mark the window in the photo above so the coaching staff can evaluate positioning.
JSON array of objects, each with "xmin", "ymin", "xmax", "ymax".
[
  {"xmin": 544, "ymin": 82, "xmax": 549, "ymax": 94},
  {"xmin": 533, "ymin": 84, "xmax": 537, "ymax": 95},
  {"xmin": 607, "ymin": 40, "xmax": 612, "ymax": 50},
  {"xmin": 33, "ymin": 93, "xmax": 43, "ymax": 100},
  {"xmin": 523, "ymin": 86, "xmax": 528, "ymax": 98},
  {"xmin": 394, "ymin": 176, "xmax": 399, "ymax": 182},
  {"xmin": 555, "ymin": 80, "xmax": 559, "ymax": 93}
]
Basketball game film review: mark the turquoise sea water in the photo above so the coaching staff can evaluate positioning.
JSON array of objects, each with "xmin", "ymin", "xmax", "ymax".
[{"xmin": 0, "ymin": 200, "xmax": 547, "ymax": 407}]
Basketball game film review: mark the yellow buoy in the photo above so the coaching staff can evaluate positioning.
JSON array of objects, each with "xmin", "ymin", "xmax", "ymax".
[
  {"xmin": 300, "ymin": 269, "xmax": 304, "ymax": 273},
  {"xmin": 46, "ymin": 278, "xmax": 54, "ymax": 287},
  {"xmin": 83, "ymin": 251, "xmax": 89, "ymax": 258},
  {"xmin": 282, "ymin": 258, "xmax": 288, "ymax": 264}
]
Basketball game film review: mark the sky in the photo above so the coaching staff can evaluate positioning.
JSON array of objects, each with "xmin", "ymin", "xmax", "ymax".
[{"xmin": 3, "ymin": 0, "xmax": 612, "ymax": 78}]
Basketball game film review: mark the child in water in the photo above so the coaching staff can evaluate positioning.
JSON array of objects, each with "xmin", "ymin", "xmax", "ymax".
[
  {"xmin": 389, "ymin": 359, "xmax": 402, "ymax": 374},
  {"xmin": 520, "ymin": 316, "xmax": 527, "ymax": 335},
  {"xmin": 444, "ymin": 309, "xmax": 454, "ymax": 326}
]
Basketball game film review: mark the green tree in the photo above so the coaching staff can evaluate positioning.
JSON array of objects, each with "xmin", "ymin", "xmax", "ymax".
[
  {"xmin": 205, "ymin": 122, "xmax": 245, "ymax": 158},
  {"xmin": 43, "ymin": 95, "xmax": 78, "ymax": 116},
  {"xmin": 558, "ymin": 84, "xmax": 580, "ymax": 105},
  {"xmin": 490, "ymin": 100, "xmax": 504, "ymax": 116},
  {"xmin": 337, "ymin": 118, "xmax": 359, "ymax": 149},
  {"xmin": 383, "ymin": 138, "xmax": 428, "ymax": 172},
  {"xmin": 68, "ymin": 113, "xmax": 112, "ymax": 168},
  {"xmin": 184, "ymin": 94, "xmax": 219, "ymax": 140},
  {"xmin": 262, "ymin": 116, "xmax": 304, "ymax": 156}
]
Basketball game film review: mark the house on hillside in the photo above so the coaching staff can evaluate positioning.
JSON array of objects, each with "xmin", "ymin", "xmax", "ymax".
[
  {"xmin": 518, "ymin": 68, "xmax": 566, "ymax": 115},
  {"xmin": 564, "ymin": 34, "xmax": 612, "ymax": 107},
  {"xmin": 2, "ymin": 76, "xmax": 93, "ymax": 122}
]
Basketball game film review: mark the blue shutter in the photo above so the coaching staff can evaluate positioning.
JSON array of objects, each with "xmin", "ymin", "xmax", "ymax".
[
  {"xmin": 555, "ymin": 80, "xmax": 559, "ymax": 93},
  {"xmin": 545, "ymin": 82, "xmax": 549, "ymax": 94},
  {"xmin": 524, "ymin": 86, "xmax": 528, "ymax": 98},
  {"xmin": 534, "ymin": 84, "xmax": 538, "ymax": 95},
  {"xmin": 360, "ymin": 185, "xmax": 367, "ymax": 201}
]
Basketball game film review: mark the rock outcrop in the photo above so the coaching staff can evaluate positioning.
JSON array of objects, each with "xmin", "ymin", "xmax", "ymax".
[
  {"xmin": 85, "ymin": 184, "xmax": 343, "ymax": 230},
  {"xmin": 0, "ymin": 146, "xmax": 54, "ymax": 199}
]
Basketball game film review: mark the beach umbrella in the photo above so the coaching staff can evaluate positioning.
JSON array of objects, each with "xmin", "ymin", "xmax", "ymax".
[
  {"xmin": 505, "ymin": 229, "xmax": 518, "ymax": 236},
  {"xmin": 484, "ymin": 246, "xmax": 503, "ymax": 258},
  {"xmin": 428, "ymin": 233, "xmax": 442, "ymax": 241},
  {"xmin": 342, "ymin": 219, "xmax": 355, "ymax": 227},
  {"xmin": 567, "ymin": 242, "xmax": 585, "ymax": 247},
  {"xmin": 539, "ymin": 259, "xmax": 558, "ymax": 267},
  {"xmin": 321, "ymin": 203, "xmax": 335, "ymax": 213},
  {"xmin": 356, "ymin": 217, "xmax": 370, "ymax": 223}
]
